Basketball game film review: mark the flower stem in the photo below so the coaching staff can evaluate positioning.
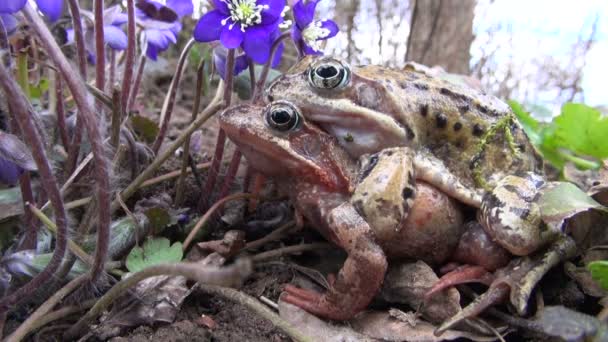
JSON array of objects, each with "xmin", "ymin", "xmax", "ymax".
[
  {"xmin": 217, "ymin": 149, "xmax": 242, "ymax": 209},
  {"xmin": 121, "ymin": 0, "xmax": 136, "ymax": 114},
  {"xmin": 23, "ymin": 3, "xmax": 111, "ymax": 284},
  {"xmin": 64, "ymin": 259, "xmax": 253, "ymax": 339},
  {"xmin": 55, "ymin": 74, "xmax": 70, "ymax": 151},
  {"xmin": 18, "ymin": 172, "xmax": 37, "ymax": 251},
  {"xmin": 67, "ymin": 0, "xmax": 87, "ymax": 76},
  {"xmin": 127, "ymin": 54, "xmax": 146, "ymax": 112},
  {"xmin": 252, "ymin": 32, "xmax": 290, "ymax": 103},
  {"xmin": 0, "ymin": 61, "xmax": 68, "ymax": 312},
  {"xmin": 198, "ymin": 50, "xmax": 235, "ymax": 211},
  {"xmin": 175, "ymin": 59, "xmax": 206, "ymax": 206},
  {"xmin": 109, "ymin": 49, "xmax": 115, "ymax": 89},
  {"xmin": 0, "ymin": 18, "xmax": 9, "ymax": 63},
  {"xmin": 94, "ymin": 0, "xmax": 106, "ymax": 100},
  {"xmin": 152, "ymin": 38, "xmax": 196, "ymax": 154},
  {"xmin": 16, "ymin": 52, "xmax": 30, "ymax": 97}
]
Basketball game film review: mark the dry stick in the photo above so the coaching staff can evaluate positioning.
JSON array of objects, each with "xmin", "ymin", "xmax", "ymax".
[
  {"xmin": 64, "ymin": 259, "xmax": 253, "ymax": 339},
  {"xmin": 23, "ymin": 300, "xmax": 96, "ymax": 339},
  {"xmin": 252, "ymin": 243, "xmax": 332, "ymax": 262},
  {"xmin": 0, "ymin": 62, "xmax": 68, "ymax": 312},
  {"xmin": 175, "ymin": 59, "xmax": 206, "ymax": 205},
  {"xmin": 152, "ymin": 38, "xmax": 196, "ymax": 153},
  {"xmin": 6, "ymin": 274, "xmax": 90, "ymax": 342},
  {"xmin": 127, "ymin": 55, "xmax": 146, "ymax": 111},
  {"xmin": 23, "ymin": 4, "xmax": 112, "ymax": 284},
  {"xmin": 197, "ymin": 285, "xmax": 313, "ymax": 342},
  {"xmin": 183, "ymin": 193, "xmax": 258, "ymax": 251},
  {"xmin": 243, "ymin": 220, "xmax": 295, "ymax": 251},
  {"xmin": 120, "ymin": 0, "xmax": 136, "ymax": 114},
  {"xmin": 251, "ymin": 32, "xmax": 291, "ymax": 103},
  {"xmin": 198, "ymin": 50, "xmax": 236, "ymax": 212}
]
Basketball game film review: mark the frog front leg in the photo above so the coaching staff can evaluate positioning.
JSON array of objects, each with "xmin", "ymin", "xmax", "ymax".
[{"xmin": 282, "ymin": 202, "xmax": 388, "ymax": 320}]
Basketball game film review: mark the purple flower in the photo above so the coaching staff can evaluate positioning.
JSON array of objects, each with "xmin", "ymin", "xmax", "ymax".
[
  {"xmin": 136, "ymin": 0, "xmax": 193, "ymax": 60},
  {"xmin": 291, "ymin": 0, "xmax": 338, "ymax": 56},
  {"xmin": 0, "ymin": 0, "xmax": 63, "ymax": 23},
  {"xmin": 0, "ymin": 132, "xmax": 37, "ymax": 186},
  {"xmin": 0, "ymin": 13, "xmax": 18, "ymax": 36},
  {"xmin": 193, "ymin": 0, "xmax": 286, "ymax": 64},
  {"xmin": 213, "ymin": 45, "xmax": 249, "ymax": 80},
  {"xmin": 66, "ymin": 5, "xmax": 128, "ymax": 64}
]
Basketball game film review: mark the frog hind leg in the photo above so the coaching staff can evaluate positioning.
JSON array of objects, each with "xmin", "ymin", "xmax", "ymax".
[
  {"xmin": 281, "ymin": 203, "xmax": 388, "ymax": 320},
  {"xmin": 424, "ymin": 265, "xmax": 494, "ymax": 302}
]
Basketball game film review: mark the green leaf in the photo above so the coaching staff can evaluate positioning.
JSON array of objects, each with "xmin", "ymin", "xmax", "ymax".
[
  {"xmin": 554, "ymin": 103, "xmax": 608, "ymax": 159},
  {"xmin": 126, "ymin": 237, "xmax": 183, "ymax": 273},
  {"xmin": 509, "ymin": 100, "xmax": 541, "ymax": 145},
  {"xmin": 588, "ymin": 261, "xmax": 608, "ymax": 291},
  {"xmin": 130, "ymin": 115, "xmax": 159, "ymax": 143},
  {"xmin": 29, "ymin": 78, "xmax": 49, "ymax": 99},
  {"xmin": 538, "ymin": 182, "xmax": 608, "ymax": 230}
]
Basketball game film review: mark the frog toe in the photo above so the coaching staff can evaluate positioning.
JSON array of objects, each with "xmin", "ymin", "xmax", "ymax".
[
  {"xmin": 281, "ymin": 285, "xmax": 357, "ymax": 320},
  {"xmin": 424, "ymin": 265, "xmax": 493, "ymax": 302}
]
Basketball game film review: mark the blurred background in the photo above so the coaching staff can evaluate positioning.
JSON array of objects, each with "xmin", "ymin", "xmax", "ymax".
[{"xmin": 134, "ymin": 0, "xmax": 606, "ymax": 116}]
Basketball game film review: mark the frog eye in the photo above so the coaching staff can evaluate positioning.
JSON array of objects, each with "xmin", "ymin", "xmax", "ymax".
[
  {"xmin": 308, "ymin": 58, "xmax": 350, "ymax": 90},
  {"xmin": 265, "ymin": 102, "xmax": 301, "ymax": 132}
]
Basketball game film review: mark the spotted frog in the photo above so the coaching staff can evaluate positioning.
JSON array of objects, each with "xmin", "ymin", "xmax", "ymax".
[
  {"xmin": 219, "ymin": 103, "xmax": 551, "ymax": 320},
  {"xmin": 265, "ymin": 56, "xmax": 544, "ymax": 199}
]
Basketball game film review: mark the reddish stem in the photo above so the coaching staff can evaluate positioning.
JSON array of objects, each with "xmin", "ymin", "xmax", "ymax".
[
  {"xmin": 127, "ymin": 55, "xmax": 146, "ymax": 112},
  {"xmin": 120, "ymin": 0, "xmax": 136, "ymax": 114},
  {"xmin": 94, "ymin": 0, "xmax": 105, "ymax": 102},
  {"xmin": 152, "ymin": 38, "xmax": 196, "ymax": 153},
  {"xmin": 23, "ymin": 4, "xmax": 111, "ymax": 284},
  {"xmin": 18, "ymin": 172, "xmax": 37, "ymax": 251},
  {"xmin": 252, "ymin": 32, "xmax": 290, "ymax": 103},
  {"xmin": 55, "ymin": 74, "xmax": 69, "ymax": 151},
  {"xmin": 0, "ymin": 62, "xmax": 68, "ymax": 312},
  {"xmin": 67, "ymin": 0, "xmax": 87, "ymax": 77},
  {"xmin": 109, "ymin": 50, "xmax": 115, "ymax": 89},
  {"xmin": 217, "ymin": 149, "xmax": 242, "ymax": 210}
]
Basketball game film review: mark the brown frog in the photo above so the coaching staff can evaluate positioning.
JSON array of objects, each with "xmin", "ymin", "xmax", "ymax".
[
  {"xmin": 265, "ymin": 56, "xmax": 544, "ymax": 199},
  {"xmin": 219, "ymin": 102, "xmax": 529, "ymax": 320}
]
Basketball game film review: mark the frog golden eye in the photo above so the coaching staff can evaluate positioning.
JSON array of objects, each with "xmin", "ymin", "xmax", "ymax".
[
  {"xmin": 265, "ymin": 102, "xmax": 301, "ymax": 132},
  {"xmin": 308, "ymin": 58, "xmax": 350, "ymax": 90}
]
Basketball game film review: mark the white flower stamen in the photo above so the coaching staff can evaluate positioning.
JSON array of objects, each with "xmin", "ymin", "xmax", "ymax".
[
  {"xmin": 302, "ymin": 21, "xmax": 331, "ymax": 52},
  {"xmin": 221, "ymin": 0, "xmax": 269, "ymax": 32}
]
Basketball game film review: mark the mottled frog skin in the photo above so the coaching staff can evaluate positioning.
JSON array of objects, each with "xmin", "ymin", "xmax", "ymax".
[{"xmin": 265, "ymin": 56, "xmax": 544, "ymax": 196}]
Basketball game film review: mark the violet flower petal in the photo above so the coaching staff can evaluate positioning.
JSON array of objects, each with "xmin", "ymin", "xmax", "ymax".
[
  {"xmin": 36, "ymin": 0, "xmax": 63, "ymax": 22},
  {"xmin": 104, "ymin": 25, "xmax": 128, "ymax": 50},
  {"xmin": 242, "ymin": 25, "xmax": 273, "ymax": 63},
  {"xmin": 166, "ymin": 0, "xmax": 193, "ymax": 17},
  {"xmin": 0, "ymin": 14, "xmax": 18, "ymax": 35},
  {"xmin": 258, "ymin": 0, "xmax": 286, "ymax": 24},
  {"xmin": 293, "ymin": 0, "xmax": 319, "ymax": 28},
  {"xmin": 146, "ymin": 29, "xmax": 171, "ymax": 50},
  {"xmin": 0, "ymin": 158, "xmax": 23, "ymax": 185},
  {"xmin": 0, "ymin": 0, "xmax": 27, "ymax": 14},
  {"xmin": 213, "ymin": 46, "xmax": 249, "ymax": 80},
  {"xmin": 193, "ymin": 9, "xmax": 225, "ymax": 42},
  {"xmin": 220, "ymin": 23, "xmax": 245, "ymax": 49},
  {"xmin": 320, "ymin": 19, "xmax": 339, "ymax": 39},
  {"xmin": 212, "ymin": 0, "xmax": 229, "ymax": 14},
  {"xmin": 146, "ymin": 43, "xmax": 159, "ymax": 60}
]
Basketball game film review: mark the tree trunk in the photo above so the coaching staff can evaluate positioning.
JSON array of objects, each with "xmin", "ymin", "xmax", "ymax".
[{"xmin": 406, "ymin": 0, "xmax": 475, "ymax": 74}]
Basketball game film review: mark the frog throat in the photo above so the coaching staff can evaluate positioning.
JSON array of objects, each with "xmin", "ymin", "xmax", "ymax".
[{"xmin": 471, "ymin": 113, "xmax": 521, "ymax": 191}]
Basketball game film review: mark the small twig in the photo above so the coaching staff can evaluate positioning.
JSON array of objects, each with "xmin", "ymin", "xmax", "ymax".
[
  {"xmin": 27, "ymin": 300, "xmax": 96, "ymax": 339},
  {"xmin": 65, "ymin": 259, "xmax": 253, "ymax": 339},
  {"xmin": 244, "ymin": 220, "xmax": 295, "ymax": 251},
  {"xmin": 184, "ymin": 193, "xmax": 258, "ymax": 251},
  {"xmin": 259, "ymin": 296, "xmax": 279, "ymax": 310},
  {"xmin": 252, "ymin": 243, "xmax": 332, "ymax": 262},
  {"xmin": 6, "ymin": 274, "xmax": 89, "ymax": 342},
  {"xmin": 198, "ymin": 284, "xmax": 313, "ymax": 342}
]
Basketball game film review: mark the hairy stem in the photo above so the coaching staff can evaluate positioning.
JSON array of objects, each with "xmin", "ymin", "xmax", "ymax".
[
  {"xmin": 65, "ymin": 259, "xmax": 252, "ymax": 339},
  {"xmin": 121, "ymin": 0, "xmax": 136, "ymax": 114},
  {"xmin": 152, "ymin": 38, "xmax": 196, "ymax": 153},
  {"xmin": 18, "ymin": 172, "xmax": 37, "ymax": 250},
  {"xmin": 94, "ymin": 0, "xmax": 105, "ymax": 99},
  {"xmin": 66, "ymin": 0, "xmax": 87, "ymax": 76},
  {"xmin": 55, "ymin": 74, "xmax": 70, "ymax": 151},
  {"xmin": 175, "ymin": 59, "xmax": 206, "ymax": 205},
  {"xmin": 23, "ymin": 4, "xmax": 111, "ymax": 284},
  {"xmin": 252, "ymin": 32, "xmax": 290, "ymax": 103},
  {"xmin": 0, "ymin": 62, "xmax": 68, "ymax": 312},
  {"xmin": 216, "ymin": 149, "xmax": 242, "ymax": 208},
  {"xmin": 127, "ymin": 54, "xmax": 146, "ymax": 111}
]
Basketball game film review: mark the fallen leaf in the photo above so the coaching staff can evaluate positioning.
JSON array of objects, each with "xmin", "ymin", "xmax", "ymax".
[
  {"xmin": 539, "ymin": 182, "xmax": 608, "ymax": 230},
  {"xmin": 534, "ymin": 306, "xmax": 608, "ymax": 341}
]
